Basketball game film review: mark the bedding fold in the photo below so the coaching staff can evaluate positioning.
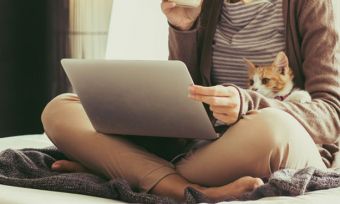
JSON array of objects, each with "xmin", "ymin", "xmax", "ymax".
[{"xmin": 0, "ymin": 147, "xmax": 339, "ymax": 204}]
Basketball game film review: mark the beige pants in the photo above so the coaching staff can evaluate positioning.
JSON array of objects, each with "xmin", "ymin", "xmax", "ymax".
[{"xmin": 41, "ymin": 94, "xmax": 326, "ymax": 192}]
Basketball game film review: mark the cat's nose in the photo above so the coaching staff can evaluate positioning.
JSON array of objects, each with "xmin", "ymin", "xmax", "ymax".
[{"xmin": 252, "ymin": 88, "xmax": 258, "ymax": 91}]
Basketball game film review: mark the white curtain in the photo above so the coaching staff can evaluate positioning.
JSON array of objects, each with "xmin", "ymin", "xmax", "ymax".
[
  {"xmin": 106, "ymin": 0, "xmax": 169, "ymax": 60},
  {"xmin": 69, "ymin": 0, "xmax": 113, "ymax": 59}
]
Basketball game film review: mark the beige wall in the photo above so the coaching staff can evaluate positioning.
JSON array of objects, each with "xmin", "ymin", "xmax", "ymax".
[
  {"xmin": 106, "ymin": 0, "xmax": 169, "ymax": 60},
  {"xmin": 105, "ymin": 0, "xmax": 340, "ymax": 60}
]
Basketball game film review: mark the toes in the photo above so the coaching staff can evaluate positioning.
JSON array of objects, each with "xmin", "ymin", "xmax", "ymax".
[
  {"xmin": 243, "ymin": 177, "xmax": 264, "ymax": 191},
  {"xmin": 232, "ymin": 176, "xmax": 263, "ymax": 192},
  {"xmin": 51, "ymin": 160, "xmax": 88, "ymax": 173},
  {"xmin": 193, "ymin": 177, "xmax": 265, "ymax": 202},
  {"xmin": 254, "ymin": 178, "xmax": 264, "ymax": 187},
  {"xmin": 248, "ymin": 178, "xmax": 264, "ymax": 190}
]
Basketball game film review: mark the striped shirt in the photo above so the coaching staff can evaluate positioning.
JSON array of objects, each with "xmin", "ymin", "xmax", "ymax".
[{"xmin": 212, "ymin": 0, "xmax": 285, "ymax": 88}]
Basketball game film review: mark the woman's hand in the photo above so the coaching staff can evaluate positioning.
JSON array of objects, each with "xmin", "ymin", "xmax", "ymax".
[
  {"xmin": 189, "ymin": 85, "xmax": 241, "ymax": 125},
  {"xmin": 161, "ymin": 0, "xmax": 203, "ymax": 31}
]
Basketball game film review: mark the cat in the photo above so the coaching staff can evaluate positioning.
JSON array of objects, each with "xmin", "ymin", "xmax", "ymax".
[{"xmin": 244, "ymin": 52, "xmax": 312, "ymax": 103}]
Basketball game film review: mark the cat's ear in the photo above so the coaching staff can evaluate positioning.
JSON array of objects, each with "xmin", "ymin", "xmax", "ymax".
[
  {"xmin": 244, "ymin": 58, "xmax": 256, "ymax": 74},
  {"xmin": 273, "ymin": 52, "xmax": 289, "ymax": 75}
]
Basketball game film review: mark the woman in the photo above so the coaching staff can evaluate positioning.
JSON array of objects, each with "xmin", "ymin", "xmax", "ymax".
[{"xmin": 42, "ymin": 0, "xmax": 340, "ymax": 202}]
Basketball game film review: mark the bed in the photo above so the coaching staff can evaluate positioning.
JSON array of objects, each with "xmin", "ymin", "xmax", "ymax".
[{"xmin": 0, "ymin": 134, "xmax": 339, "ymax": 204}]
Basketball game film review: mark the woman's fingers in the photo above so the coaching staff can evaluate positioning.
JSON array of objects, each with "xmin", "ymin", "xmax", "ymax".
[
  {"xmin": 161, "ymin": 0, "xmax": 176, "ymax": 14},
  {"xmin": 210, "ymin": 105, "xmax": 237, "ymax": 113},
  {"xmin": 188, "ymin": 85, "xmax": 241, "ymax": 125},
  {"xmin": 189, "ymin": 85, "xmax": 236, "ymax": 97},
  {"xmin": 212, "ymin": 113, "xmax": 237, "ymax": 125},
  {"xmin": 189, "ymin": 95, "xmax": 236, "ymax": 107}
]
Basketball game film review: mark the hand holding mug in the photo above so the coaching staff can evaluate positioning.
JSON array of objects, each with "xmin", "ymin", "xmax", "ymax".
[{"xmin": 161, "ymin": 0, "xmax": 203, "ymax": 31}]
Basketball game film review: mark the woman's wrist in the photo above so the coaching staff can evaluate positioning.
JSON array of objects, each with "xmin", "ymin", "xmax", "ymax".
[
  {"xmin": 171, "ymin": 19, "xmax": 198, "ymax": 31},
  {"xmin": 170, "ymin": 22, "xmax": 194, "ymax": 31}
]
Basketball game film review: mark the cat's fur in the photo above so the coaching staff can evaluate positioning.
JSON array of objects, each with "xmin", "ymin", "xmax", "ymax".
[{"xmin": 244, "ymin": 52, "xmax": 312, "ymax": 103}]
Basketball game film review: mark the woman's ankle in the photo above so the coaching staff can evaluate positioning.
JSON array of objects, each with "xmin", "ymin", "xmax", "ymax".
[
  {"xmin": 150, "ymin": 174, "xmax": 263, "ymax": 202},
  {"xmin": 150, "ymin": 174, "xmax": 198, "ymax": 201}
]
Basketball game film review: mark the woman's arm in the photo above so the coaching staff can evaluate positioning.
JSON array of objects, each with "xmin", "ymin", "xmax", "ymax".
[
  {"xmin": 232, "ymin": 0, "xmax": 340, "ymax": 144},
  {"xmin": 166, "ymin": 0, "xmax": 205, "ymax": 84},
  {"xmin": 168, "ymin": 25, "xmax": 201, "ymax": 83},
  {"xmin": 171, "ymin": 0, "xmax": 339, "ymax": 144}
]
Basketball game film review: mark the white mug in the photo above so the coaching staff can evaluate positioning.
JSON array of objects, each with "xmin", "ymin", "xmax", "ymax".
[{"xmin": 169, "ymin": 0, "xmax": 202, "ymax": 8}]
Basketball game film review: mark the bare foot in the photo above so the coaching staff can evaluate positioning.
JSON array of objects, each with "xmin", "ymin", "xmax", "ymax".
[
  {"xmin": 51, "ymin": 160, "xmax": 90, "ymax": 173},
  {"xmin": 198, "ymin": 176, "xmax": 264, "ymax": 202},
  {"xmin": 51, "ymin": 162, "xmax": 262, "ymax": 202}
]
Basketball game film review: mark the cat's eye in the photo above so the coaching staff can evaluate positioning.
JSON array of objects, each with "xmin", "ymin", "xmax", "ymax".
[
  {"xmin": 262, "ymin": 78, "xmax": 270, "ymax": 85},
  {"xmin": 249, "ymin": 79, "xmax": 254, "ymax": 86}
]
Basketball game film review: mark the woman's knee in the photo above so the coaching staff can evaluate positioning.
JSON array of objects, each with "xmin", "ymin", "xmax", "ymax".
[
  {"xmin": 41, "ymin": 93, "xmax": 79, "ymax": 140},
  {"xmin": 174, "ymin": 109, "xmax": 290, "ymax": 185},
  {"xmin": 240, "ymin": 108, "xmax": 316, "ymax": 170},
  {"xmin": 176, "ymin": 108, "xmax": 315, "ymax": 185},
  {"xmin": 243, "ymin": 108, "xmax": 303, "ymax": 147},
  {"xmin": 226, "ymin": 108, "xmax": 305, "ymax": 170}
]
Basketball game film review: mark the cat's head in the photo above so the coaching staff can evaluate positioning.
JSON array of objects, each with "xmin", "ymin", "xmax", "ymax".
[{"xmin": 244, "ymin": 52, "xmax": 294, "ymax": 98}]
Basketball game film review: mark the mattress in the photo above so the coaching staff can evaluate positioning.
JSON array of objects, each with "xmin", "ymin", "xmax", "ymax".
[{"xmin": 0, "ymin": 134, "xmax": 339, "ymax": 204}]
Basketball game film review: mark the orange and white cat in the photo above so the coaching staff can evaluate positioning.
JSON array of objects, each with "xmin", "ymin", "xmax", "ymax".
[{"xmin": 244, "ymin": 52, "xmax": 312, "ymax": 103}]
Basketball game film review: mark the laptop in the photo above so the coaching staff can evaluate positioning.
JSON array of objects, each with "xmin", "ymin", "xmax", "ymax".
[{"xmin": 61, "ymin": 59, "xmax": 218, "ymax": 140}]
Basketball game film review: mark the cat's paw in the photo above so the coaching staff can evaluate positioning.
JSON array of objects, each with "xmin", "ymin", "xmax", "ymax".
[{"xmin": 285, "ymin": 90, "xmax": 312, "ymax": 103}]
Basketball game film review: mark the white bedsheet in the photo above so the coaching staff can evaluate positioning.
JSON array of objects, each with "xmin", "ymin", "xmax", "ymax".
[{"xmin": 0, "ymin": 134, "xmax": 339, "ymax": 204}]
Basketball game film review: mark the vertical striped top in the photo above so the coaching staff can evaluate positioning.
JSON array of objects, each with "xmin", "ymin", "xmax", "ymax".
[{"xmin": 212, "ymin": 0, "xmax": 285, "ymax": 88}]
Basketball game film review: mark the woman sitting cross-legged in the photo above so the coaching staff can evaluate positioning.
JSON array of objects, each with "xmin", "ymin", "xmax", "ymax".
[{"xmin": 41, "ymin": 0, "xmax": 339, "ymax": 202}]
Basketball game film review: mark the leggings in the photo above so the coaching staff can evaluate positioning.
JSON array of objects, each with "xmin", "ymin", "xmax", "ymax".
[{"xmin": 41, "ymin": 93, "xmax": 325, "ymax": 192}]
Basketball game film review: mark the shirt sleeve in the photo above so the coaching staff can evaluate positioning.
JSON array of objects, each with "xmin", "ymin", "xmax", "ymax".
[{"xmin": 168, "ymin": 20, "xmax": 202, "ymax": 84}]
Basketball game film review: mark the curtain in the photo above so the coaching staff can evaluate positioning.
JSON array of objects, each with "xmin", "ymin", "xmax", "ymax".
[
  {"xmin": 47, "ymin": 0, "xmax": 113, "ymax": 95},
  {"xmin": 46, "ymin": 0, "xmax": 71, "ymax": 96},
  {"xmin": 69, "ymin": 0, "xmax": 113, "ymax": 59},
  {"xmin": 106, "ymin": 0, "xmax": 169, "ymax": 60},
  {"xmin": 0, "ymin": 0, "xmax": 70, "ymax": 137},
  {"xmin": 0, "ymin": 0, "xmax": 116, "ymax": 137}
]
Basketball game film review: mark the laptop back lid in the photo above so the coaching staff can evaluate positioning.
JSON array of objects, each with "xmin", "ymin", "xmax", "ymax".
[{"xmin": 61, "ymin": 59, "xmax": 217, "ymax": 139}]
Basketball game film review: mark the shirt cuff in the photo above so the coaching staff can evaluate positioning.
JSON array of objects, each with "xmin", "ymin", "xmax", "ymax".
[{"xmin": 168, "ymin": 19, "xmax": 200, "ymax": 34}]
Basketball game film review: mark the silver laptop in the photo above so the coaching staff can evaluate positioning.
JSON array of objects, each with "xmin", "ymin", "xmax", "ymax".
[{"xmin": 61, "ymin": 59, "xmax": 218, "ymax": 139}]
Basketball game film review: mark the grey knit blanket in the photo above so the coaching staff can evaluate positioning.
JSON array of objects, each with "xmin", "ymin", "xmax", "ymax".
[{"xmin": 0, "ymin": 147, "xmax": 339, "ymax": 204}]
